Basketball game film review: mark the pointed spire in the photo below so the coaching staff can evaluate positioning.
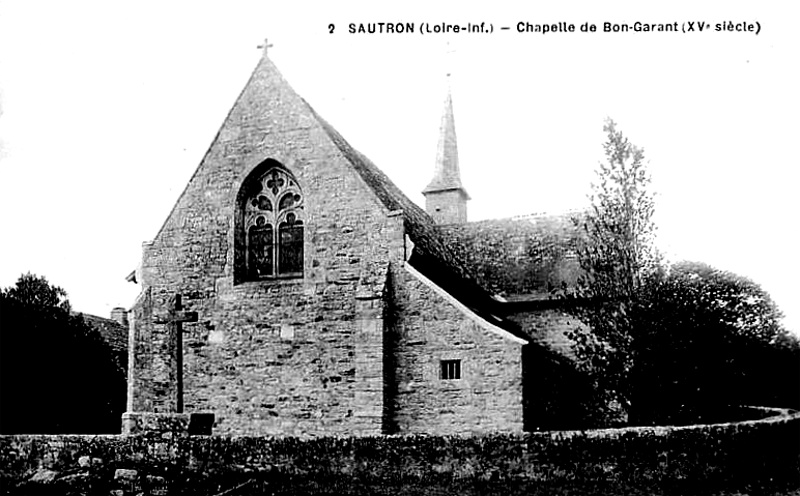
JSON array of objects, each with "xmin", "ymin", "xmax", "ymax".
[
  {"xmin": 423, "ymin": 82, "xmax": 467, "ymax": 195},
  {"xmin": 423, "ymin": 57, "xmax": 470, "ymax": 224}
]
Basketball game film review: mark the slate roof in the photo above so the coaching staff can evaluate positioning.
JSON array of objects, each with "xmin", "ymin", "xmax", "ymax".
[
  {"xmin": 132, "ymin": 52, "xmax": 572, "ymax": 345},
  {"xmin": 309, "ymin": 107, "xmax": 473, "ymax": 277},
  {"xmin": 133, "ymin": 51, "xmax": 501, "ymax": 320},
  {"xmin": 76, "ymin": 312, "xmax": 128, "ymax": 375},
  {"xmin": 79, "ymin": 313, "xmax": 127, "ymax": 356},
  {"xmin": 308, "ymin": 106, "xmax": 527, "ymax": 341},
  {"xmin": 437, "ymin": 213, "xmax": 585, "ymax": 300}
]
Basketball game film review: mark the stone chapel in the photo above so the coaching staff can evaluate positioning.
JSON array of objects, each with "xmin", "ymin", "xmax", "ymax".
[{"xmin": 123, "ymin": 49, "xmax": 588, "ymax": 438}]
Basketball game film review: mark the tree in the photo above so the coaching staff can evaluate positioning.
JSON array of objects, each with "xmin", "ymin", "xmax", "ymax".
[
  {"xmin": 571, "ymin": 119, "xmax": 800, "ymax": 425},
  {"xmin": 567, "ymin": 119, "xmax": 798, "ymax": 426},
  {"xmin": 629, "ymin": 261, "xmax": 800, "ymax": 424},
  {"xmin": 0, "ymin": 273, "xmax": 126, "ymax": 434},
  {"xmin": 3, "ymin": 273, "xmax": 71, "ymax": 312},
  {"xmin": 568, "ymin": 118, "xmax": 659, "ymax": 424}
]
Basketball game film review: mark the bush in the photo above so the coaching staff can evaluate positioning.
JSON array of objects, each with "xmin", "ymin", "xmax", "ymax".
[{"xmin": 0, "ymin": 274, "xmax": 126, "ymax": 434}]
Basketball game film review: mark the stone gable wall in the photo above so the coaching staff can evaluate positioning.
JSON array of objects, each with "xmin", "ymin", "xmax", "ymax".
[
  {"xmin": 135, "ymin": 166, "xmax": 404, "ymax": 435},
  {"xmin": 127, "ymin": 55, "xmax": 530, "ymax": 437},
  {"xmin": 128, "ymin": 56, "xmax": 408, "ymax": 436},
  {"xmin": 386, "ymin": 264, "xmax": 525, "ymax": 434}
]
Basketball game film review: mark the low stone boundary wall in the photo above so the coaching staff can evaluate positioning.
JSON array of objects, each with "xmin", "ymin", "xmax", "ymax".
[{"xmin": 1, "ymin": 408, "xmax": 798, "ymax": 494}]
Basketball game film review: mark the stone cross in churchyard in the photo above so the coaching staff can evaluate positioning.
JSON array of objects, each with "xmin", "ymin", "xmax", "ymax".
[
  {"xmin": 123, "ymin": 290, "xmax": 213, "ymax": 436},
  {"xmin": 154, "ymin": 293, "xmax": 197, "ymax": 413}
]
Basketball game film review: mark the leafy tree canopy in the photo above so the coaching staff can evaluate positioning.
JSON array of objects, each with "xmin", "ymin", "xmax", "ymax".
[
  {"xmin": 649, "ymin": 261, "xmax": 791, "ymax": 345},
  {"xmin": 576, "ymin": 118, "xmax": 659, "ymax": 300},
  {"xmin": 3, "ymin": 272, "xmax": 71, "ymax": 313},
  {"xmin": 0, "ymin": 273, "xmax": 126, "ymax": 434},
  {"xmin": 568, "ymin": 119, "xmax": 798, "ymax": 426},
  {"xmin": 629, "ymin": 261, "xmax": 799, "ymax": 424},
  {"xmin": 568, "ymin": 118, "xmax": 659, "ymax": 423}
]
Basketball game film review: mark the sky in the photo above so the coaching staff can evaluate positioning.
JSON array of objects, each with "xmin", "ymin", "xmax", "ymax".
[{"xmin": 0, "ymin": 2, "xmax": 797, "ymax": 333}]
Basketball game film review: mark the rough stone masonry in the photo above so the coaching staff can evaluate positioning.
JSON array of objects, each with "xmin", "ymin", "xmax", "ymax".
[{"xmin": 123, "ymin": 47, "xmax": 585, "ymax": 437}]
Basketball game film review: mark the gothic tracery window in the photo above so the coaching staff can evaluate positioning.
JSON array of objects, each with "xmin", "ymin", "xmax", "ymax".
[{"xmin": 244, "ymin": 167, "xmax": 304, "ymax": 279}]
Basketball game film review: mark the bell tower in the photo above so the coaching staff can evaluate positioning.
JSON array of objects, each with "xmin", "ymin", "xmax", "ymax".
[{"xmin": 422, "ymin": 71, "xmax": 470, "ymax": 224}]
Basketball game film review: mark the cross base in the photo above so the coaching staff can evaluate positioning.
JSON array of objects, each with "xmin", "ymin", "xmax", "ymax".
[{"xmin": 121, "ymin": 412, "xmax": 213, "ymax": 437}]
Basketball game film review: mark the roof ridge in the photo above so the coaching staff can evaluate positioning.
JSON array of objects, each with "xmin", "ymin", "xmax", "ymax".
[
  {"xmin": 303, "ymin": 101, "xmax": 499, "ymax": 304},
  {"xmin": 304, "ymin": 102, "xmax": 404, "ymax": 213},
  {"xmin": 73, "ymin": 311, "xmax": 125, "ymax": 325},
  {"xmin": 510, "ymin": 209, "xmax": 585, "ymax": 220},
  {"xmin": 450, "ymin": 210, "xmax": 586, "ymax": 225}
]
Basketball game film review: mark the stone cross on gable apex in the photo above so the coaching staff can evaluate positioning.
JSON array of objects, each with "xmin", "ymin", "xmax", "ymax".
[
  {"xmin": 257, "ymin": 37, "xmax": 274, "ymax": 55},
  {"xmin": 445, "ymin": 40, "xmax": 456, "ymax": 78}
]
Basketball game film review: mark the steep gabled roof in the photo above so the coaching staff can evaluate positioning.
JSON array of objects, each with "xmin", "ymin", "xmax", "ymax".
[
  {"xmin": 142, "ymin": 50, "xmax": 488, "ymax": 297},
  {"xmin": 309, "ymin": 107, "xmax": 486, "ymax": 291},
  {"xmin": 137, "ymin": 50, "xmax": 525, "ymax": 336},
  {"xmin": 437, "ymin": 213, "xmax": 585, "ymax": 300},
  {"xmin": 306, "ymin": 96, "xmax": 518, "ymax": 335}
]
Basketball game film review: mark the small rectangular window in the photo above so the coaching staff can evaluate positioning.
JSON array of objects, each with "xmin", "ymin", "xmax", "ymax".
[{"xmin": 440, "ymin": 359, "xmax": 461, "ymax": 380}]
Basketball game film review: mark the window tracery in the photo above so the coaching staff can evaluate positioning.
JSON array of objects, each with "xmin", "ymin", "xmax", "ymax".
[{"xmin": 243, "ymin": 167, "xmax": 304, "ymax": 279}]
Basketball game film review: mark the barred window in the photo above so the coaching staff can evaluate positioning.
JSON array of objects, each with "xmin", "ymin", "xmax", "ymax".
[
  {"xmin": 440, "ymin": 359, "xmax": 461, "ymax": 380},
  {"xmin": 243, "ymin": 167, "xmax": 304, "ymax": 279}
]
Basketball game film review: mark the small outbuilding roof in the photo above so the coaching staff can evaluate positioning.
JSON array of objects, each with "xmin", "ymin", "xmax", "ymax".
[{"xmin": 78, "ymin": 313, "xmax": 127, "ymax": 356}]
